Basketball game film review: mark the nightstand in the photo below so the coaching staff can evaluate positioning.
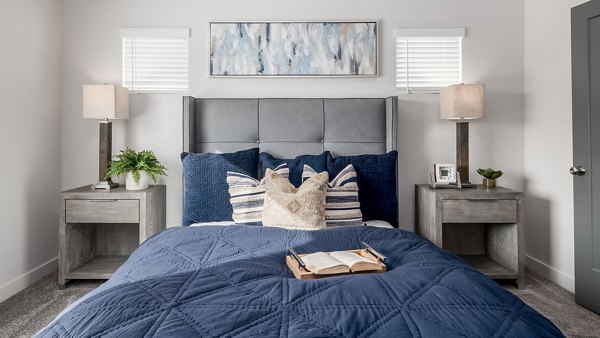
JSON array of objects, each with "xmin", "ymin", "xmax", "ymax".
[
  {"xmin": 415, "ymin": 184, "xmax": 524, "ymax": 286},
  {"xmin": 58, "ymin": 185, "xmax": 166, "ymax": 288}
]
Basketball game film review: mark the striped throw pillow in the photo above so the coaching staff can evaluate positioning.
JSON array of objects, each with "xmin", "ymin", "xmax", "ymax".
[
  {"xmin": 302, "ymin": 164, "xmax": 363, "ymax": 227},
  {"xmin": 227, "ymin": 164, "xmax": 289, "ymax": 224}
]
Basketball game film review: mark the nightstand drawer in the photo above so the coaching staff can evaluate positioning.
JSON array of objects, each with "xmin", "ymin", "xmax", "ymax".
[
  {"xmin": 66, "ymin": 199, "xmax": 140, "ymax": 223},
  {"xmin": 442, "ymin": 199, "xmax": 517, "ymax": 223}
]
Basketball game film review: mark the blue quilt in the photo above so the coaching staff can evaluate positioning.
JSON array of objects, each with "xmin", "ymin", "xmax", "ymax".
[{"xmin": 38, "ymin": 226, "xmax": 563, "ymax": 337}]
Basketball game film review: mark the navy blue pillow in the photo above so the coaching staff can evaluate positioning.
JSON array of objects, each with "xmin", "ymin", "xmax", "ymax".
[
  {"xmin": 181, "ymin": 148, "xmax": 259, "ymax": 226},
  {"xmin": 259, "ymin": 152, "xmax": 328, "ymax": 187},
  {"xmin": 327, "ymin": 151, "xmax": 398, "ymax": 225}
]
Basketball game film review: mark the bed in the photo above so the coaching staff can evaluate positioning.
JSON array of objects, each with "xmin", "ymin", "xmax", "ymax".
[{"xmin": 37, "ymin": 97, "xmax": 563, "ymax": 337}]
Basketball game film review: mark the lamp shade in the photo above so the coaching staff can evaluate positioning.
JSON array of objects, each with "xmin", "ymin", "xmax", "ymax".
[
  {"xmin": 440, "ymin": 84, "xmax": 485, "ymax": 120},
  {"xmin": 83, "ymin": 84, "xmax": 129, "ymax": 120}
]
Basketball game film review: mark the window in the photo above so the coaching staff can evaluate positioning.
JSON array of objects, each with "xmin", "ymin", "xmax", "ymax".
[
  {"xmin": 120, "ymin": 28, "xmax": 190, "ymax": 93},
  {"xmin": 395, "ymin": 28, "xmax": 465, "ymax": 93}
]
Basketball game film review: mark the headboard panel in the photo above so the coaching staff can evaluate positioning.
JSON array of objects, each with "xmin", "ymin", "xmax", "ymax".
[
  {"xmin": 183, "ymin": 96, "xmax": 398, "ymax": 157},
  {"xmin": 183, "ymin": 96, "xmax": 399, "ymax": 226}
]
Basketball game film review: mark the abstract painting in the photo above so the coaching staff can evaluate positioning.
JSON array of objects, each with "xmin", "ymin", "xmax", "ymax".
[{"xmin": 210, "ymin": 22, "xmax": 377, "ymax": 76}]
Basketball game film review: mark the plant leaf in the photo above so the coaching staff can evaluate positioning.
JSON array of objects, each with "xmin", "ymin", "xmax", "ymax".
[{"xmin": 105, "ymin": 147, "xmax": 168, "ymax": 182}]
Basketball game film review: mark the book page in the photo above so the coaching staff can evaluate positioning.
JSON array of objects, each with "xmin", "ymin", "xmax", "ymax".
[
  {"xmin": 329, "ymin": 251, "xmax": 381, "ymax": 272},
  {"xmin": 301, "ymin": 252, "xmax": 350, "ymax": 275}
]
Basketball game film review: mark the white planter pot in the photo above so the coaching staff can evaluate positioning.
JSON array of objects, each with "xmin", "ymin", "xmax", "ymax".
[{"xmin": 125, "ymin": 170, "xmax": 150, "ymax": 190}]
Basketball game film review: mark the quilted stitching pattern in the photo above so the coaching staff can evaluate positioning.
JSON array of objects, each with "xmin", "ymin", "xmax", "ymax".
[{"xmin": 37, "ymin": 226, "xmax": 564, "ymax": 338}]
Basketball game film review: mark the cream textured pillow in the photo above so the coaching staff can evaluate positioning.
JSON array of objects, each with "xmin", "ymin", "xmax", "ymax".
[{"xmin": 262, "ymin": 168, "xmax": 329, "ymax": 230}]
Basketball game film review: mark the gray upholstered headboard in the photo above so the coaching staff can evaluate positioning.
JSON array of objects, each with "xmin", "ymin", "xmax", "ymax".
[
  {"xmin": 183, "ymin": 97, "xmax": 398, "ymax": 157},
  {"xmin": 182, "ymin": 96, "xmax": 399, "ymax": 226}
]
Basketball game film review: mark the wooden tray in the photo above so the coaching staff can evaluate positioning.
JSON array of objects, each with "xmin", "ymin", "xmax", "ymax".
[{"xmin": 286, "ymin": 249, "xmax": 387, "ymax": 280}]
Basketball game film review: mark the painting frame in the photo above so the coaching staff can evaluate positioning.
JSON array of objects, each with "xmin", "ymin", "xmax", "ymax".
[
  {"xmin": 434, "ymin": 163, "xmax": 457, "ymax": 184},
  {"xmin": 209, "ymin": 21, "xmax": 378, "ymax": 77}
]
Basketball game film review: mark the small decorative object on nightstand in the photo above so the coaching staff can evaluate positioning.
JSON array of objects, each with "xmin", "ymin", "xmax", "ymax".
[
  {"xmin": 433, "ymin": 163, "xmax": 457, "ymax": 184},
  {"xmin": 415, "ymin": 184, "xmax": 524, "ymax": 287},
  {"xmin": 58, "ymin": 185, "xmax": 166, "ymax": 288},
  {"xmin": 105, "ymin": 148, "xmax": 168, "ymax": 191},
  {"xmin": 477, "ymin": 168, "xmax": 503, "ymax": 188}
]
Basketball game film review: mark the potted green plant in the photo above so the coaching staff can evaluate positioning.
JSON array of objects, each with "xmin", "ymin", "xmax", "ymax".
[
  {"xmin": 106, "ymin": 148, "xmax": 167, "ymax": 190},
  {"xmin": 477, "ymin": 168, "xmax": 503, "ymax": 188}
]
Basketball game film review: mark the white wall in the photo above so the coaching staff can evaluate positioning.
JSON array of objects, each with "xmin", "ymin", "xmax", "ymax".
[
  {"xmin": 1, "ymin": 0, "xmax": 582, "ymax": 304},
  {"xmin": 523, "ymin": 0, "xmax": 586, "ymax": 292},
  {"xmin": 0, "ymin": 0, "xmax": 63, "ymax": 302},
  {"xmin": 61, "ymin": 0, "xmax": 525, "ymax": 232}
]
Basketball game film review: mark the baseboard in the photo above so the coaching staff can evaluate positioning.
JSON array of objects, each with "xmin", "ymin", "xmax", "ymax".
[
  {"xmin": 526, "ymin": 254, "xmax": 575, "ymax": 292},
  {"xmin": 0, "ymin": 257, "xmax": 58, "ymax": 303}
]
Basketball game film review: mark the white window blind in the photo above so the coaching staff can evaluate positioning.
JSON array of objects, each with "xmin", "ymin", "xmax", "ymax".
[
  {"xmin": 120, "ymin": 28, "xmax": 190, "ymax": 93},
  {"xmin": 395, "ymin": 28, "xmax": 465, "ymax": 93}
]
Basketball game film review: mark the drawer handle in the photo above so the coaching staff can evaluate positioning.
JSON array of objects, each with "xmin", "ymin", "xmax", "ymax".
[{"xmin": 86, "ymin": 199, "xmax": 118, "ymax": 202}]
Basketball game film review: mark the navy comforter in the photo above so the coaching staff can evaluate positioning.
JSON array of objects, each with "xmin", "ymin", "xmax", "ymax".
[{"xmin": 38, "ymin": 225, "xmax": 563, "ymax": 337}]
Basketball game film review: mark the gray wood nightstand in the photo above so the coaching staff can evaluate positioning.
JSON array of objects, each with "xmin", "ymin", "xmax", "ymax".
[
  {"xmin": 415, "ymin": 184, "xmax": 524, "ymax": 287},
  {"xmin": 58, "ymin": 185, "xmax": 166, "ymax": 288}
]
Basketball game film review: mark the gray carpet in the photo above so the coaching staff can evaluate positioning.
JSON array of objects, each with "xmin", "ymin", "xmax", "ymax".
[
  {"xmin": 506, "ymin": 274, "xmax": 600, "ymax": 338},
  {"xmin": 0, "ymin": 272, "xmax": 599, "ymax": 337}
]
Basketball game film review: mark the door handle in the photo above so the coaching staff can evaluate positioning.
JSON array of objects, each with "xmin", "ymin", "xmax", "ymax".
[{"xmin": 570, "ymin": 166, "xmax": 586, "ymax": 176}]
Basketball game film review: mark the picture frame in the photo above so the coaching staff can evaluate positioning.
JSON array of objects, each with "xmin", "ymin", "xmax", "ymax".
[
  {"xmin": 209, "ymin": 21, "xmax": 378, "ymax": 77},
  {"xmin": 433, "ymin": 164, "xmax": 457, "ymax": 184}
]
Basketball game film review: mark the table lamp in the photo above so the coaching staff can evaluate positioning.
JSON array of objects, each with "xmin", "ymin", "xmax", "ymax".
[
  {"xmin": 83, "ymin": 84, "xmax": 129, "ymax": 189},
  {"xmin": 440, "ymin": 83, "xmax": 485, "ymax": 185}
]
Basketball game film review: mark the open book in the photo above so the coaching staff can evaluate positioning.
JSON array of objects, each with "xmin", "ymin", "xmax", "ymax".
[{"xmin": 301, "ymin": 251, "xmax": 382, "ymax": 275}]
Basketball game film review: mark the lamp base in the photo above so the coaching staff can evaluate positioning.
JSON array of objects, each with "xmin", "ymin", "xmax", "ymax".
[
  {"xmin": 91, "ymin": 181, "xmax": 119, "ymax": 190},
  {"xmin": 456, "ymin": 121, "xmax": 470, "ymax": 184},
  {"xmin": 449, "ymin": 182, "xmax": 476, "ymax": 189}
]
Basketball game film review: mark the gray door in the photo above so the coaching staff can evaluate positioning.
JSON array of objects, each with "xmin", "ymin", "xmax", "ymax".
[{"xmin": 572, "ymin": 0, "xmax": 600, "ymax": 315}]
